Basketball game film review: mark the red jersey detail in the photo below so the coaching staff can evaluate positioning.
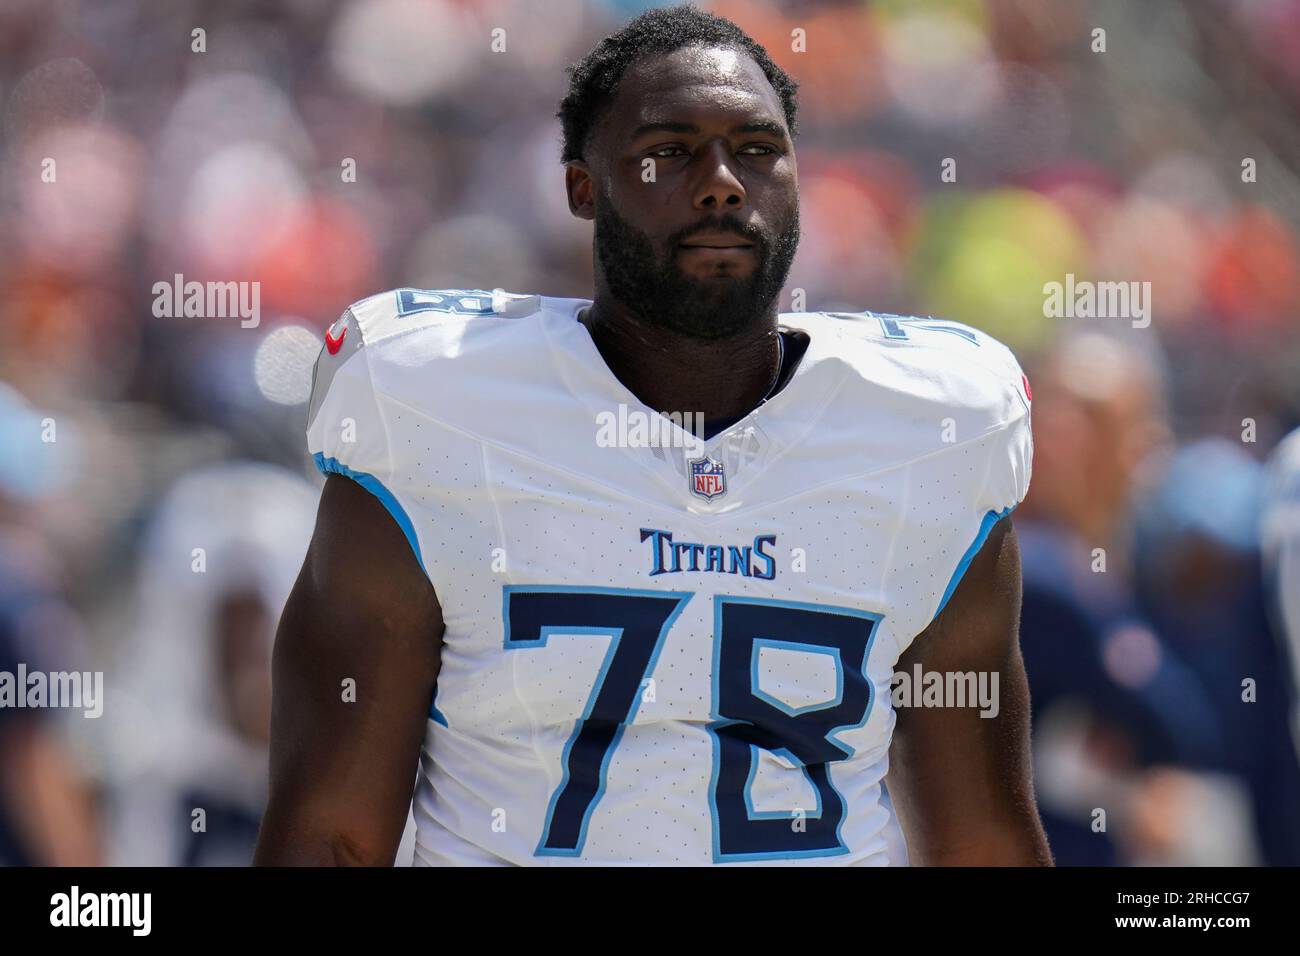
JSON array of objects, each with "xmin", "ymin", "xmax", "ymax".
[{"xmin": 325, "ymin": 324, "xmax": 347, "ymax": 355}]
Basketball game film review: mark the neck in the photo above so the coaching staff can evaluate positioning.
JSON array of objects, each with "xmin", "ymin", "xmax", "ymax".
[{"xmin": 580, "ymin": 297, "xmax": 782, "ymax": 424}]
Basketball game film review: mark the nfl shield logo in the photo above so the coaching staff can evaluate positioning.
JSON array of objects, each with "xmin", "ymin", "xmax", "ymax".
[{"xmin": 688, "ymin": 456, "xmax": 727, "ymax": 500}]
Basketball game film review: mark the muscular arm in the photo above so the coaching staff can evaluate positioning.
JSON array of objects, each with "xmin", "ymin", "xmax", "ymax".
[
  {"xmin": 254, "ymin": 474, "xmax": 444, "ymax": 865},
  {"xmin": 886, "ymin": 517, "xmax": 1052, "ymax": 866}
]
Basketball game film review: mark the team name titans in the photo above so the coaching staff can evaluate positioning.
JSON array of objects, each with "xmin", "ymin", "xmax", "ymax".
[{"xmin": 640, "ymin": 528, "xmax": 776, "ymax": 579}]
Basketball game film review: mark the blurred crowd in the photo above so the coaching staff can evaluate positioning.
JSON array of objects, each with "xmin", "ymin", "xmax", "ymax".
[{"xmin": 1, "ymin": 0, "xmax": 1298, "ymax": 865}]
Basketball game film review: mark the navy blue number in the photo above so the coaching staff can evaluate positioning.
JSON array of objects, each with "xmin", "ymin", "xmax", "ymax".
[
  {"xmin": 709, "ymin": 596, "xmax": 882, "ymax": 861},
  {"xmin": 874, "ymin": 314, "xmax": 981, "ymax": 345},
  {"xmin": 503, "ymin": 586, "xmax": 692, "ymax": 856},
  {"xmin": 396, "ymin": 288, "xmax": 498, "ymax": 316}
]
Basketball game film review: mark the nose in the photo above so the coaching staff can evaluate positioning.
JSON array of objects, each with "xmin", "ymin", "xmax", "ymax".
[{"xmin": 691, "ymin": 143, "xmax": 746, "ymax": 211}]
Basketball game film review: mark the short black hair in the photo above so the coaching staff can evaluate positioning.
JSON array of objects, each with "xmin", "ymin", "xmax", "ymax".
[{"xmin": 557, "ymin": 4, "xmax": 799, "ymax": 165}]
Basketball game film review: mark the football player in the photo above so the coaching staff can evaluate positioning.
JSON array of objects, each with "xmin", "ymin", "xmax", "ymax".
[{"xmin": 254, "ymin": 6, "xmax": 1050, "ymax": 866}]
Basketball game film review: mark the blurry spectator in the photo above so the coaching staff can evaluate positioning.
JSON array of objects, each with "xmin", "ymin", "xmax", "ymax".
[
  {"xmin": 1136, "ymin": 440, "xmax": 1300, "ymax": 864},
  {"xmin": 100, "ymin": 461, "xmax": 316, "ymax": 866},
  {"xmin": 1016, "ymin": 332, "xmax": 1243, "ymax": 864},
  {"xmin": 0, "ymin": 382, "xmax": 101, "ymax": 865}
]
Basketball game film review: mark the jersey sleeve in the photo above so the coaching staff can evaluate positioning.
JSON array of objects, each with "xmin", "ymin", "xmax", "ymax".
[
  {"xmin": 305, "ymin": 306, "xmax": 425, "ymax": 573},
  {"xmin": 978, "ymin": 364, "xmax": 1033, "ymax": 517},
  {"xmin": 913, "ymin": 337, "xmax": 1034, "ymax": 632}
]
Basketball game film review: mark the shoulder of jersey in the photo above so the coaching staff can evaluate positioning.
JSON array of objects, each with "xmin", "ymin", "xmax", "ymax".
[
  {"xmin": 325, "ymin": 287, "xmax": 545, "ymax": 355},
  {"xmin": 308, "ymin": 287, "xmax": 552, "ymax": 419},
  {"xmin": 313, "ymin": 286, "xmax": 547, "ymax": 370},
  {"xmin": 784, "ymin": 308, "xmax": 1032, "ymax": 426}
]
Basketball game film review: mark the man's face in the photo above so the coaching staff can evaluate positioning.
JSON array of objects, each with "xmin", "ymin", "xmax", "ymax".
[{"xmin": 574, "ymin": 45, "xmax": 800, "ymax": 339}]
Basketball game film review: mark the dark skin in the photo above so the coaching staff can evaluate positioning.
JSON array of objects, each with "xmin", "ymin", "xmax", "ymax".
[
  {"xmin": 567, "ymin": 45, "xmax": 798, "ymax": 423},
  {"xmin": 255, "ymin": 45, "xmax": 1051, "ymax": 866},
  {"xmin": 889, "ymin": 518, "xmax": 1052, "ymax": 865},
  {"xmin": 255, "ymin": 474, "xmax": 442, "ymax": 865}
]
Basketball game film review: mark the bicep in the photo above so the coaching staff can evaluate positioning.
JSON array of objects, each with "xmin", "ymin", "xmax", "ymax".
[
  {"xmin": 255, "ymin": 474, "xmax": 444, "ymax": 865},
  {"xmin": 886, "ymin": 517, "xmax": 1051, "ymax": 865}
]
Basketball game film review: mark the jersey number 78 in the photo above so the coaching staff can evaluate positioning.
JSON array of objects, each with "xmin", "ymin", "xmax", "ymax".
[{"xmin": 502, "ymin": 585, "xmax": 882, "ymax": 862}]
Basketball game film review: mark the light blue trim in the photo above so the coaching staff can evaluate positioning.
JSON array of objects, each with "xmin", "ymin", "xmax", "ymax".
[
  {"xmin": 750, "ymin": 638, "xmax": 844, "ymax": 718},
  {"xmin": 313, "ymin": 452, "xmax": 425, "ymax": 574},
  {"xmin": 743, "ymin": 744, "xmax": 824, "ymax": 821},
  {"xmin": 931, "ymin": 505, "xmax": 1016, "ymax": 622},
  {"xmin": 427, "ymin": 666, "xmax": 448, "ymax": 728},
  {"xmin": 429, "ymin": 697, "xmax": 449, "ymax": 727}
]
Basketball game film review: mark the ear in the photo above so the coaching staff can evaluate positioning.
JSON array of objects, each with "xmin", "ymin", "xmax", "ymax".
[{"xmin": 565, "ymin": 160, "xmax": 595, "ymax": 221}]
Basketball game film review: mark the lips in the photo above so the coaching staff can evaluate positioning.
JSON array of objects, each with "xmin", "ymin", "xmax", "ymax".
[{"xmin": 679, "ymin": 231, "xmax": 755, "ymax": 249}]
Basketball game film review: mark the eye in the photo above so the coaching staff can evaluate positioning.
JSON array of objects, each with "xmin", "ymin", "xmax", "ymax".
[
  {"xmin": 648, "ymin": 145, "xmax": 687, "ymax": 158},
  {"xmin": 739, "ymin": 144, "xmax": 779, "ymax": 156}
]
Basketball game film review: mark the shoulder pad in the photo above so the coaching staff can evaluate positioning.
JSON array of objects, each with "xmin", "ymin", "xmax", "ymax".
[{"xmin": 308, "ymin": 287, "xmax": 541, "ymax": 424}]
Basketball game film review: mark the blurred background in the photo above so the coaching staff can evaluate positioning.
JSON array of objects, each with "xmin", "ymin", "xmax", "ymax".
[{"xmin": 1, "ymin": 0, "xmax": 1299, "ymax": 866}]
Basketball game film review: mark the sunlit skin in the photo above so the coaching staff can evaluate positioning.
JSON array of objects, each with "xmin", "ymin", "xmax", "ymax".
[{"xmin": 564, "ymin": 45, "xmax": 800, "ymax": 425}]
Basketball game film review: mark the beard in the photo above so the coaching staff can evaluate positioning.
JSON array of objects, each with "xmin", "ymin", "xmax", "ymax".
[{"xmin": 593, "ymin": 195, "xmax": 800, "ymax": 341}]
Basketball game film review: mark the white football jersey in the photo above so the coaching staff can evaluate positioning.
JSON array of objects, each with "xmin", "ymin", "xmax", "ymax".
[{"xmin": 305, "ymin": 288, "xmax": 1032, "ymax": 866}]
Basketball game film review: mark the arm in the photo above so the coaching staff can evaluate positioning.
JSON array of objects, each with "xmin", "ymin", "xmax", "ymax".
[
  {"xmin": 886, "ymin": 516, "xmax": 1052, "ymax": 866},
  {"xmin": 254, "ymin": 474, "xmax": 444, "ymax": 865}
]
